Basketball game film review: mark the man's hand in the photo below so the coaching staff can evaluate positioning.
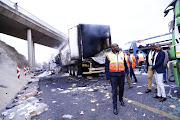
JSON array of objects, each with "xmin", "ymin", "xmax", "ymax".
[{"xmin": 107, "ymin": 80, "xmax": 111, "ymax": 83}]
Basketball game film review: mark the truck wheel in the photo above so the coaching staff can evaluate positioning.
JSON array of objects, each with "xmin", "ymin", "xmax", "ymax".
[
  {"xmin": 70, "ymin": 66, "xmax": 74, "ymax": 76},
  {"xmin": 74, "ymin": 65, "xmax": 78, "ymax": 77},
  {"xmin": 68, "ymin": 66, "xmax": 71, "ymax": 75}
]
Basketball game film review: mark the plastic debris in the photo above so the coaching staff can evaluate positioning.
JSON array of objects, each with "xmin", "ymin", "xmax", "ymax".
[
  {"xmin": 174, "ymin": 90, "xmax": 178, "ymax": 93},
  {"xmin": 24, "ymin": 90, "xmax": 38, "ymax": 99},
  {"xmin": 96, "ymin": 103, "xmax": 99, "ymax": 106},
  {"xmin": 0, "ymin": 83, "xmax": 7, "ymax": 88},
  {"xmin": 60, "ymin": 90, "xmax": 71, "ymax": 93},
  {"xmin": 143, "ymin": 113, "xmax": 146, "ymax": 116},
  {"xmin": 91, "ymin": 109, "xmax": 96, "ymax": 112},
  {"xmin": 107, "ymin": 96, "xmax": 110, "ymax": 99},
  {"xmin": 6, "ymin": 104, "xmax": 16, "ymax": 109},
  {"xmin": 62, "ymin": 114, "xmax": 73, "ymax": 119},
  {"xmin": 80, "ymin": 111, "xmax": 84, "ymax": 115},
  {"xmin": 127, "ymin": 100, "xmax": 132, "ymax": 103},
  {"xmin": 137, "ymin": 92, "xmax": 143, "ymax": 95},
  {"xmin": 46, "ymin": 85, "xmax": 48, "ymax": 87},
  {"xmin": 2, "ymin": 110, "xmax": 10, "ymax": 116},
  {"xmin": 53, "ymin": 83, "xmax": 56, "ymax": 84},
  {"xmin": 91, "ymin": 98, "xmax": 98, "ymax": 103},
  {"xmin": 87, "ymin": 76, "xmax": 93, "ymax": 79},
  {"xmin": 29, "ymin": 103, "xmax": 48, "ymax": 117},
  {"xmin": 88, "ymin": 88, "xmax": 94, "ymax": 92},
  {"xmin": 52, "ymin": 101, "xmax": 57, "ymax": 103},
  {"xmin": 9, "ymin": 112, "xmax": 15, "ymax": 119},
  {"xmin": 135, "ymin": 108, "xmax": 137, "ymax": 110},
  {"xmin": 51, "ymin": 89, "xmax": 56, "ymax": 92},
  {"xmin": 19, "ymin": 111, "xmax": 26, "ymax": 116},
  {"xmin": 133, "ymin": 83, "xmax": 137, "ymax": 85},
  {"xmin": 57, "ymin": 88, "xmax": 63, "ymax": 91},
  {"xmin": 28, "ymin": 79, "xmax": 39, "ymax": 83},
  {"xmin": 72, "ymin": 84, "xmax": 77, "ymax": 87},
  {"xmin": 108, "ymin": 108, "xmax": 110, "ymax": 110},
  {"xmin": 169, "ymin": 105, "xmax": 176, "ymax": 108},
  {"xmin": 137, "ymin": 86, "xmax": 142, "ymax": 88}
]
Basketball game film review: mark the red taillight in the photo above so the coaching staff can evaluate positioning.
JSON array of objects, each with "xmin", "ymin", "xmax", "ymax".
[{"xmin": 174, "ymin": 66, "xmax": 177, "ymax": 68}]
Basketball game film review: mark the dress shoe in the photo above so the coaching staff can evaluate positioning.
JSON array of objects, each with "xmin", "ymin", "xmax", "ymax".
[
  {"xmin": 159, "ymin": 97, "xmax": 166, "ymax": 102},
  {"xmin": 113, "ymin": 108, "xmax": 118, "ymax": 115},
  {"xmin": 153, "ymin": 95, "xmax": 162, "ymax": 99},
  {"xmin": 145, "ymin": 89, "xmax": 151, "ymax": 93},
  {"xmin": 120, "ymin": 101, "xmax": 125, "ymax": 106},
  {"xmin": 134, "ymin": 80, "xmax": 138, "ymax": 83}
]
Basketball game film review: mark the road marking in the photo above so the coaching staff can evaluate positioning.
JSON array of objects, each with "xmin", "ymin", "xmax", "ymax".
[{"xmin": 97, "ymin": 87, "xmax": 180, "ymax": 120}]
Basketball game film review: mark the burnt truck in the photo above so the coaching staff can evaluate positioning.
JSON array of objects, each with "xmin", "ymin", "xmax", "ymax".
[{"xmin": 56, "ymin": 24, "xmax": 111, "ymax": 77}]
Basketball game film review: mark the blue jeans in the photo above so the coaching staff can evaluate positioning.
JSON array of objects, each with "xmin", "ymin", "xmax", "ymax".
[{"xmin": 139, "ymin": 61, "xmax": 146, "ymax": 72}]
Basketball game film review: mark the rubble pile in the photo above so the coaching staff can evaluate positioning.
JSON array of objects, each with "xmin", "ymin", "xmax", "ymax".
[{"xmin": 1, "ymin": 78, "xmax": 49, "ymax": 120}]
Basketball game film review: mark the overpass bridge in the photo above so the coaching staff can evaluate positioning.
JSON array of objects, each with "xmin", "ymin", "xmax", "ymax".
[{"xmin": 0, "ymin": 0, "xmax": 68, "ymax": 71}]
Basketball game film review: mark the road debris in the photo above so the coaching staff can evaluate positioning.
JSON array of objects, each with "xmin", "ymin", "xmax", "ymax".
[
  {"xmin": 62, "ymin": 114, "xmax": 73, "ymax": 119},
  {"xmin": 143, "ymin": 113, "xmax": 146, "ymax": 117},
  {"xmin": 91, "ymin": 109, "xmax": 96, "ymax": 112},
  {"xmin": 96, "ymin": 103, "xmax": 99, "ymax": 106},
  {"xmin": 51, "ymin": 89, "xmax": 56, "ymax": 92},
  {"xmin": 137, "ymin": 86, "xmax": 142, "ymax": 88},
  {"xmin": 88, "ymin": 88, "xmax": 94, "ymax": 92},
  {"xmin": 91, "ymin": 98, "xmax": 98, "ymax": 103},
  {"xmin": 174, "ymin": 90, "xmax": 178, "ymax": 93},
  {"xmin": 135, "ymin": 108, "xmax": 137, "ymax": 110},
  {"xmin": 72, "ymin": 83, "xmax": 77, "ymax": 87},
  {"xmin": 8, "ymin": 112, "xmax": 15, "ymax": 119},
  {"xmin": 169, "ymin": 105, "xmax": 176, "ymax": 108},
  {"xmin": 137, "ymin": 92, "xmax": 143, "ymax": 95},
  {"xmin": 127, "ymin": 100, "xmax": 132, "ymax": 103},
  {"xmin": 80, "ymin": 111, "xmax": 84, "ymax": 115},
  {"xmin": 57, "ymin": 88, "xmax": 64, "ymax": 91},
  {"xmin": 133, "ymin": 83, "xmax": 137, "ymax": 85},
  {"xmin": 52, "ymin": 101, "xmax": 57, "ymax": 103}
]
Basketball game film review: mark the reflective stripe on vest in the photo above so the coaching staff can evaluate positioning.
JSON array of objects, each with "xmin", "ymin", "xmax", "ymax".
[
  {"xmin": 137, "ymin": 53, "xmax": 144, "ymax": 62},
  {"xmin": 125, "ymin": 54, "xmax": 136, "ymax": 68},
  {"xmin": 106, "ymin": 52, "xmax": 125, "ymax": 72}
]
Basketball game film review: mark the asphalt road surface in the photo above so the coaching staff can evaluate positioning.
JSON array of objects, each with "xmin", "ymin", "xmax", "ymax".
[{"xmin": 32, "ymin": 70, "xmax": 180, "ymax": 120}]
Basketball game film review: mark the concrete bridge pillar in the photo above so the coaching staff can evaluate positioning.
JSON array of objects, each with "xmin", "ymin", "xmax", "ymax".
[{"xmin": 27, "ymin": 29, "xmax": 35, "ymax": 72}]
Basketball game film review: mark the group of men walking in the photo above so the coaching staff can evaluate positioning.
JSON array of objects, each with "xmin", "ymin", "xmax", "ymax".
[{"xmin": 105, "ymin": 43, "xmax": 167, "ymax": 115}]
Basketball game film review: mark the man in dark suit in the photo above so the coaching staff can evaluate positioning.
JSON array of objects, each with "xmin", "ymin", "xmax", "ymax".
[{"xmin": 152, "ymin": 44, "xmax": 166, "ymax": 102}]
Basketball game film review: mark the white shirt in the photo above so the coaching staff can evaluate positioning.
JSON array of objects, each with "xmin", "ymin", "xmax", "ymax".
[
  {"xmin": 148, "ymin": 50, "xmax": 155, "ymax": 65},
  {"xmin": 153, "ymin": 52, "xmax": 159, "ymax": 66}
]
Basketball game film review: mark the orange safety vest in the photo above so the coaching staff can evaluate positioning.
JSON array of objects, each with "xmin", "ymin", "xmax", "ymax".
[
  {"xmin": 125, "ymin": 54, "xmax": 136, "ymax": 68},
  {"xmin": 106, "ymin": 51, "xmax": 125, "ymax": 72},
  {"xmin": 137, "ymin": 53, "xmax": 145, "ymax": 63}
]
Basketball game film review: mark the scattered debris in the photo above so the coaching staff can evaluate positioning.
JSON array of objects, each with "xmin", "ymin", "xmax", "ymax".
[
  {"xmin": 46, "ymin": 85, "xmax": 48, "ymax": 87},
  {"xmin": 135, "ymin": 108, "xmax": 137, "ymax": 111},
  {"xmin": 96, "ymin": 103, "xmax": 99, "ymax": 106},
  {"xmin": 24, "ymin": 90, "xmax": 38, "ymax": 99},
  {"xmin": 174, "ymin": 90, "xmax": 178, "ymax": 93},
  {"xmin": 0, "ymin": 83, "xmax": 7, "ymax": 88},
  {"xmin": 143, "ymin": 113, "xmax": 146, "ymax": 117},
  {"xmin": 29, "ymin": 103, "xmax": 49, "ymax": 117},
  {"xmin": 107, "ymin": 96, "xmax": 110, "ymax": 99},
  {"xmin": 137, "ymin": 86, "xmax": 142, "ymax": 88},
  {"xmin": 53, "ymin": 83, "xmax": 56, "ymax": 85},
  {"xmin": 57, "ymin": 88, "xmax": 63, "ymax": 91},
  {"xmin": 62, "ymin": 114, "xmax": 73, "ymax": 119},
  {"xmin": 91, "ymin": 109, "xmax": 95, "ymax": 112},
  {"xmin": 169, "ymin": 105, "xmax": 176, "ymax": 108},
  {"xmin": 127, "ymin": 100, "xmax": 132, "ymax": 103},
  {"xmin": 80, "ymin": 111, "xmax": 84, "ymax": 115},
  {"xmin": 87, "ymin": 76, "xmax": 93, "ymax": 80},
  {"xmin": 72, "ymin": 84, "xmax": 77, "ymax": 87},
  {"xmin": 88, "ymin": 88, "xmax": 94, "ymax": 92},
  {"xmin": 91, "ymin": 98, "xmax": 98, "ymax": 103},
  {"xmin": 51, "ymin": 89, "xmax": 56, "ymax": 92},
  {"xmin": 28, "ymin": 79, "xmax": 39, "ymax": 83},
  {"xmin": 8, "ymin": 112, "xmax": 15, "ymax": 119},
  {"xmin": 133, "ymin": 83, "xmax": 137, "ymax": 85},
  {"xmin": 137, "ymin": 92, "xmax": 143, "ymax": 95},
  {"xmin": 60, "ymin": 90, "xmax": 71, "ymax": 94},
  {"xmin": 52, "ymin": 101, "xmax": 57, "ymax": 103}
]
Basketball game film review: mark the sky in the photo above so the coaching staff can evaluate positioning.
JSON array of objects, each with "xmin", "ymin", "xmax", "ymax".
[{"xmin": 0, "ymin": 0, "xmax": 174, "ymax": 64}]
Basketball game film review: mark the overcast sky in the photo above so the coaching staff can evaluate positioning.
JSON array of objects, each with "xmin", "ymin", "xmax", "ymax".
[{"xmin": 0, "ymin": 0, "xmax": 173, "ymax": 64}]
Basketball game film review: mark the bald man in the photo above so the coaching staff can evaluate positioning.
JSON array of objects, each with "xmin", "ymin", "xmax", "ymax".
[{"xmin": 105, "ymin": 43, "xmax": 129, "ymax": 115}]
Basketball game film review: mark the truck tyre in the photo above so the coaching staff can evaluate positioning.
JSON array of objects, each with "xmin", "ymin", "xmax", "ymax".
[
  {"xmin": 74, "ymin": 65, "xmax": 78, "ymax": 77},
  {"xmin": 68, "ymin": 66, "xmax": 71, "ymax": 75},
  {"xmin": 70, "ymin": 66, "xmax": 74, "ymax": 76}
]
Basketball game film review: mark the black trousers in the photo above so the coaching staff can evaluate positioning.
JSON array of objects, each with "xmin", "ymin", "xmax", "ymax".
[
  {"xmin": 110, "ymin": 75, "xmax": 125, "ymax": 109},
  {"xmin": 130, "ymin": 66, "xmax": 137, "ymax": 81}
]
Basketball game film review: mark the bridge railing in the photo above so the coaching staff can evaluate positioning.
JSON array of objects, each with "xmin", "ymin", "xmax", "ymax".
[{"xmin": 1, "ymin": 0, "xmax": 67, "ymax": 39}]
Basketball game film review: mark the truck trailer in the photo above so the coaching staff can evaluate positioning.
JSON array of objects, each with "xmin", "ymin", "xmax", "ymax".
[{"xmin": 56, "ymin": 24, "xmax": 111, "ymax": 77}]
